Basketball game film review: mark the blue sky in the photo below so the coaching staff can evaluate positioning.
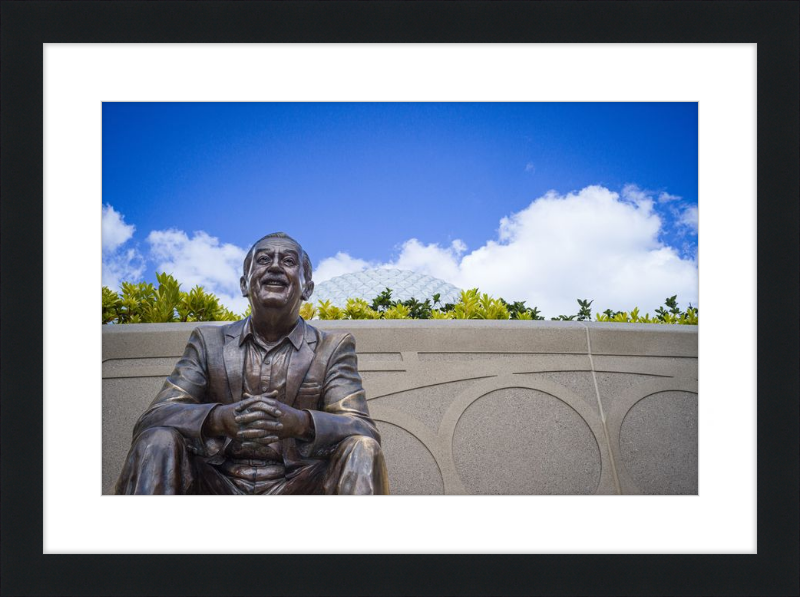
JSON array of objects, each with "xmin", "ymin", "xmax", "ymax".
[{"xmin": 103, "ymin": 102, "xmax": 698, "ymax": 316}]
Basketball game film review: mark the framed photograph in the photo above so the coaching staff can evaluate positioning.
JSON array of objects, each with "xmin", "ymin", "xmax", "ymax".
[{"xmin": 2, "ymin": 2, "xmax": 797, "ymax": 595}]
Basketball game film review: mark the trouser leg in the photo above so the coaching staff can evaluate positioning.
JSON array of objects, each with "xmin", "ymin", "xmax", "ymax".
[
  {"xmin": 321, "ymin": 436, "xmax": 390, "ymax": 495},
  {"xmin": 115, "ymin": 427, "xmax": 196, "ymax": 495}
]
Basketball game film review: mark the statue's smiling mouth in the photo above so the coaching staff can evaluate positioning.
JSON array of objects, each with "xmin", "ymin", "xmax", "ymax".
[{"xmin": 261, "ymin": 278, "xmax": 288, "ymax": 288}]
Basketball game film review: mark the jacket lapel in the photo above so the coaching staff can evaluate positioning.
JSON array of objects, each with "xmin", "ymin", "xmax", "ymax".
[
  {"xmin": 223, "ymin": 320, "xmax": 246, "ymax": 403},
  {"xmin": 284, "ymin": 322, "xmax": 317, "ymax": 408}
]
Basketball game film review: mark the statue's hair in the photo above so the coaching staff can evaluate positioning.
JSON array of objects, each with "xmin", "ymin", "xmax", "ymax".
[{"xmin": 243, "ymin": 232, "xmax": 313, "ymax": 282}]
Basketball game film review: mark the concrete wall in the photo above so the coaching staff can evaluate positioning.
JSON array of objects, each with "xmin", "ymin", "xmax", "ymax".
[{"xmin": 103, "ymin": 320, "xmax": 698, "ymax": 495}]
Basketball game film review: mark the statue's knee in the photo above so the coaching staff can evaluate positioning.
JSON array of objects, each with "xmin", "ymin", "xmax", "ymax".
[
  {"xmin": 328, "ymin": 436, "xmax": 388, "ymax": 495},
  {"xmin": 134, "ymin": 426, "xmax": 184, "ymax": 451},
  {"xmin": 340, "ymin": 435, "xmax": 382, "ymax": 457}
]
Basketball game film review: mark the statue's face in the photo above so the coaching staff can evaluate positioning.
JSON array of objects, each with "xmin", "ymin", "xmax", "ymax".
[{"xmin": 241, "ymin": 238, "xmax": 312, "ymax": 316}]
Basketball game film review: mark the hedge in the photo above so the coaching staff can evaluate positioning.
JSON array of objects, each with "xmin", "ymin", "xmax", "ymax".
[{"xmin": 102, "ymin": 274, "xmax": 697, "ymax": 325}]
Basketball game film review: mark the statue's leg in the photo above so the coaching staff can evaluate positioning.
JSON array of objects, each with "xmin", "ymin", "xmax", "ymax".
[
  {"xmin": 115, "ymin": 427, "xmax": 195, "ymax": 495},
  {"xmin": 321, "ymin": 436, "xmax": 390, "ymax": 495}
]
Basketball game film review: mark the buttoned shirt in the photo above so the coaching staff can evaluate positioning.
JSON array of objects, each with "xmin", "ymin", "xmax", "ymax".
[{"xmin": 223, "ymin": 317, "xmax": 306, "ymax": 463}]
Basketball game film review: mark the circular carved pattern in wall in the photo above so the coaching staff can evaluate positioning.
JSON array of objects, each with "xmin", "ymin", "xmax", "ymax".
[
  {"xmin": 452, "ymin": 388, "xmax": 601, "ymax": 495},
  {"xmin": 375, "ymin": 421, "xmax": 444, "ymax": 495},
  {"xmin": 619, "ymin": 391, "xmax": 698, "ymax": 495}
]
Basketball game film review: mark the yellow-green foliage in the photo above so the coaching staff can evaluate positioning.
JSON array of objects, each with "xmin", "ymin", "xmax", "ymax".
[
  {"xmin": 299, "ymin": 302, "xmax": 316, "ymax": 320},
  {"xmin": 595, "ymin": 295, "xmax": 698, "ymax": 325},
  {"xmin": 104, "ymin": 275, "xmax": 697, "ymax": 326},
  {"xmin": 595, "ymin": 306, "xmax": 698, "ymax": 325},
  {"xmin": 452, "ymin": 289, "xmax": 480, "ymax": 319},
  {"xmin": 478, "ymin": 292, "xmax": 510, "ymax": 319},
  {"xmin": 344, "ymin": 298, "xmax": 382, "ymax": 320},
  {"xmin": 102, "ymin": 286, "xmax": 122, "ymax": 324},
  {"xmin": 451, "ymin": 289, "xmax": 510, "ymax": 319},
  {"xmin": 103, "ymin": 273, "xmax": 246, "ymax": 324},
  {"xmin": 178, "ymin": 285, "xmax": 238, "ymax": 322},
  {"xmin": 317, "ymin": 300, "xmax": 347, "ymax": 320},
  {"xmin": 383, "ymin": 303, "xmax": 411, "ymax": 319}
]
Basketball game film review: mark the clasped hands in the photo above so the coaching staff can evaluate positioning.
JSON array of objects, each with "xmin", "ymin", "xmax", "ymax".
[{"xmin": 206, "ymin": 391, "xmax": 314, "ymax": 446}]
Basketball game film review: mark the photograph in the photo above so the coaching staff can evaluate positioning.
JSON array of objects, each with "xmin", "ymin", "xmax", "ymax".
[{"xmin": 102, "ymin": 102, "xmax": 699, "ymax": 496}]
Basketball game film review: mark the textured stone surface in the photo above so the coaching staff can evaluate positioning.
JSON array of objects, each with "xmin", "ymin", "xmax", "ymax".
[
  {"xmin": 514, "ymin": 371, "xmax": 599, "ymax": 412},
  {"xmin": 103, "ymin": 357, "xmax": 178, "ymax": 379},
  {"xmin": 371, "ymin": 379, "xmax": 479, "ymax": 433},
  {"xmin": 595, "ymin": 371, "xmax": 671, "ymax": 416},
  {"xmin": 376, "ymin": 422, "xmax": 444, "ymax": 495},
  {"xmin": 588, "ymin": 323, "xmax": 698, "ymax": 357},
  {"xmin": 357, "ymin": 352, "xmax": 403, "ymax": 362},
  {"xmin": 361, "ymin": 371, "xmax": 407, "ymax": 383},
  {"xmin": 593, "ymin": 355, "xmax": 698, "ymax": 379},
  {"xmin": 309, "ymin": 320, "xmax": 591, "ymax": 354},
  {"xmin": 619, "ymin": 391, "xmax": 698, "ymax": 494},
  {"xmin": 102, "ymin": 377, "xmax": 164, "ymax": 494},
  {"xmin": 102, "ymin": 322, "xmax": 227, "ymax": 361},
  {"xmin": 419, "ymin": 352, "xmax": 575, "ymax": 363},
  {"xmin": 452, "ymin": 388, "xmax": 601, "ymax": 495}
]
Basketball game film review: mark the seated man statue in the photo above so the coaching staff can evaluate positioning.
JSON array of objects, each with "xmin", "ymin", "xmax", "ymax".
[{"xmin": 116, "ymin": 232, "xmax": 389, "ymax": 495}]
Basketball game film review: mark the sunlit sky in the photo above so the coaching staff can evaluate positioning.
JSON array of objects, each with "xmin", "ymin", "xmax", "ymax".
[{"xmin": 103, "ymin": 102, "xmax": 698, "ymax": 316}]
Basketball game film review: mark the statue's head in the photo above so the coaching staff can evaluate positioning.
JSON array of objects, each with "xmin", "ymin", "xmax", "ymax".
[{"xmin": 240, "ymin": 232, "xmax": 314, "ymax": 319}]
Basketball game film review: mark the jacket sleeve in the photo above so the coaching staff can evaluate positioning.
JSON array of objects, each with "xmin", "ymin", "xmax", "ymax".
[
  {"xmin": 300, "ymin": 333, "xmax": 380, "ymax": 456},
  {"xmin": 132, "ymin": 327, "xmax": 223, "ymax": 457}
]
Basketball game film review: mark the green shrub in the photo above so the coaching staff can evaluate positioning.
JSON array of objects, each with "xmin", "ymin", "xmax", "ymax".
[
  {"xmin": 104, "ymin": 275, "xmax": 697, "ymax": 326},
  {"xmin": 102, "ymin": 286, "xmax": 122, "ymax": 324},
  {"xmin": 317, "ymin": 299, "xmax": 347, "ymax": 320},
  {"xmin": 103, "ymin": 273, "xmax": 247, "ymax": 324},
  {"xmin": 383, "ymin": 303, "xmax": 411, "ymax": 319},
  {"xmin": 595, "ymin": 296, "xmax": 698, "ymax": 325},
  {"xmin": 343, "ymin": 298, "xmax": 382, "ymax": 320},
  {"xmin": 299, "ymin": 302, "xmax": 316, "ymax": 320}
]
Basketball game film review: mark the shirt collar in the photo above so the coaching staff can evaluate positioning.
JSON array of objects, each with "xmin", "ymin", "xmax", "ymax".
[{"xmin": 239, "ymin": 316, "xmax": 305, "ymax": 351}]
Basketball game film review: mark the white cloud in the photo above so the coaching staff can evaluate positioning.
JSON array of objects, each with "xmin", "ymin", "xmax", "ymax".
[
  {"xmin": 102, "ymin": 204, "xmax": 145, "ymax": 289},
  {"xmin": 314, "ymin": 252, "xmax": 374, "ymax": 283},
  {"xmin": 146, "ymin": 229, "xmax": 249, "ymax": 314},
  {"xmin": 658, "ymin": 191, "xmax": 682, "ymax": 203},
  {"xmin": 621, "ymin": 183, "xmax": 654, "ymax": 213},
  {"xmin": 678, "ymin": 205, "xmax": 699, "ymax": 233},
  {"xmin": 386, "ymin": 238, "xmax": 467, "ymax": 283},
  {"xmin": 525, "ymin": 162, "xmax": 536, "ymax": 173},
  {"xmin": 102, "ymin": 204, "xmax": 135, "ymax": 251},
  {"xmin": 315, "ymin": 185, "xmax": 698, "ymax": 316},
  {"xmin": 102, "ymin": 248, "xmax": 146, "ymax": 290}
]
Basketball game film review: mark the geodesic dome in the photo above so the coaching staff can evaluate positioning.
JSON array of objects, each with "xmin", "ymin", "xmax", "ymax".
[{"xmin": 312, "ymin": 268, "xmax": 462, "ymax": 308}]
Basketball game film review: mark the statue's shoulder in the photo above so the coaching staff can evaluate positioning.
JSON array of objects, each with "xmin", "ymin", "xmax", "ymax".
[{"xmin": 191, "ymin": 319, "xmax": 245, "ymax": 345}]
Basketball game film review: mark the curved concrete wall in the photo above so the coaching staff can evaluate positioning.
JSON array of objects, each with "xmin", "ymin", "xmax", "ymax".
[{"xmin": 103, "ymin": 321, "xmax": 697, "ymax": 495}]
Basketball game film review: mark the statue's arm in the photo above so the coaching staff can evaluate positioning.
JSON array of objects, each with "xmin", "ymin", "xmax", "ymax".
[
  {"xmin": 301, "ymin": 333, "xmax": 380, "ymax": 454},
  {"xmin": 132, "ymin": 328, "xmax": 222, "ymax": 455}
]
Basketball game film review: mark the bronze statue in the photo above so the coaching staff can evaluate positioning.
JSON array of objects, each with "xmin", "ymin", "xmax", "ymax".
[{"xmin": 115, "ymin": 232, "xmax": 389, "ymax": 494}]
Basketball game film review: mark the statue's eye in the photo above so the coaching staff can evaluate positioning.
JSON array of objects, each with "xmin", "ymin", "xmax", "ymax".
[
  {"xmin": 284, "ymin": 258, "xmax": 296, "ymax": 266},
  {"xmin": 257, "ymin": 256, "xmax": 269, "ymax": 264}
]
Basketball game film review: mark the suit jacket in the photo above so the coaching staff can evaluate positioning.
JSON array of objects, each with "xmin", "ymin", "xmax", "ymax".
[{"xmin": 133, "ymin": 317, "xmax": 380, "ymax": 470}]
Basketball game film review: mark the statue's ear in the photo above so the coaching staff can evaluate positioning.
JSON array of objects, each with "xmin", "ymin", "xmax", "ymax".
[
  {"xmin": 302, "ymin": 280, "xmax": 315, "ymax": 302},
  {"xmin": 240, "ymin": 275, "xmax": 248, "ymax": 297}
]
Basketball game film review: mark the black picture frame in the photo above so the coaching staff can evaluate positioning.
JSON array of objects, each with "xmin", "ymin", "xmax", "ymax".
[{"xmin": 2, "ymin": 2, "xmax": 797, "ymax": 595}]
